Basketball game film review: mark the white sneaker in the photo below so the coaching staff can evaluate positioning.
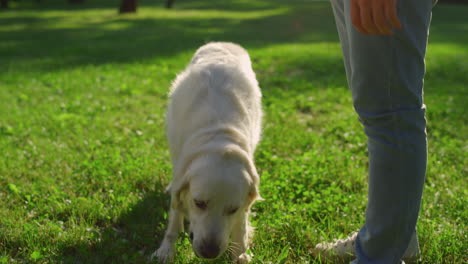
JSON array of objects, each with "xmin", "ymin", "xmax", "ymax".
[{"xmin": 312, "ymin": 232, "xmax": 421, "ymax": 263}]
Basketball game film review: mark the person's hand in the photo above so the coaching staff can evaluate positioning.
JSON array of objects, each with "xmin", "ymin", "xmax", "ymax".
[{"xmin": 351, "ymin": 0, "xmax": 402, "ymax": 35}]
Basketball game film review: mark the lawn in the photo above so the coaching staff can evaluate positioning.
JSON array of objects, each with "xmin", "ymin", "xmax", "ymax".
[{"xmin": 0, "ymin": 0, "xmax": 466, "ymax": 263}]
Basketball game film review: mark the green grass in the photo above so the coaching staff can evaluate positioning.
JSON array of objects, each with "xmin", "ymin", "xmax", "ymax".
[{"xmin": 1, "ymin": 0, "xmax": 467, "ymax": 263}]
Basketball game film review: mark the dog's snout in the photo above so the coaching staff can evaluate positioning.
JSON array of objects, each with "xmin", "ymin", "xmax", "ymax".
[{"xmin": 200, "ymin": 239, "xmax": 220, "ymax": 259}]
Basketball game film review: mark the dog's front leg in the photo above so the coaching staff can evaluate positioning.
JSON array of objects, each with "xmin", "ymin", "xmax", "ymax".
[
  {"xmin": 152, "ymin": 208, "xmax": 184, "ymax": 263},
  {"xmin": 230, "ymin": 212, "xmax": 253, "ymax": 264}
]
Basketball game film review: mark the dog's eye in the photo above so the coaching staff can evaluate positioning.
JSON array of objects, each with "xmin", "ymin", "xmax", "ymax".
[
  {"xmin": 226, "ymin": 207, "xmax": 238, "ymax": 215},
  {"xmin": 194, "ymin": 200, "xmax": 207, "ymax": 210}
]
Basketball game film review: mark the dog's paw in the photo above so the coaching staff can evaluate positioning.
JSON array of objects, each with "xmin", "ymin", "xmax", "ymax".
[
  {"xmin": 150, "ymin": 243, "xmax": 175, "ymax": 264},
  {"xmin": 235, "ymin": 252, "xmax": 252, "ymax": 264}
]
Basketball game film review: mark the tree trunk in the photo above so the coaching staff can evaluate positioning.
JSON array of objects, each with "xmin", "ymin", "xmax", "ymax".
[
  {"xmin": 166, "ymin": 0, "xmax": 175, "ymax": 8},
  {"xmin": 120, "ymin": 0, "xmax": 137, "ymax": 13},
  {"xmin": 0, "ymin": 0, "xmax": 8, "ymax": 9}
]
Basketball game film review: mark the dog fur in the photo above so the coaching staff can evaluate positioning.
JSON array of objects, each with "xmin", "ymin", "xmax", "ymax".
[{"xmin": 152, "ymin": 42, "xmax": 262, "ymax": 263}]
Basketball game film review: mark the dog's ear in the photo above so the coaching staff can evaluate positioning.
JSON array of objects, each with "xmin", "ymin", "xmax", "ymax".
[
  {"xmin": 169, "ymin": 174, "xmax": 190, "ymax": 210},
  {"xmin": 168, "ymin": 145, "xmax": 204, "ymax": 211},
  {"xmin": 222, "ymin": 145, "xmax": 263, "ymax": 210},
  {"xmin": 168, "ymin": 158, "xmax": 193, "ymax": 211},
  {"xmin": 245, "ymin": 160, "xmax": 263, "ymax": 210},
  {"xmin": 247, "ymin": 185, "xmax": 261, "ymax": 210}
]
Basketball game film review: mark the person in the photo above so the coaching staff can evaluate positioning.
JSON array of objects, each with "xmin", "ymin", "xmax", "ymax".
[{"xmin": 312, "ymin": 0, "xmax": 437, "ymax": 263}]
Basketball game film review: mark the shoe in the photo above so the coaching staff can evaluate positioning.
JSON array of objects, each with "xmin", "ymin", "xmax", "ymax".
[{"xmin": 312, "ymin": 232, "xmax": 421, "ymax": 263}]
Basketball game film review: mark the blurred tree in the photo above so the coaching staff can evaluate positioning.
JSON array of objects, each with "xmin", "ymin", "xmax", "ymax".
[
  {"xmin": 120, "ymin": 0, "xmax": 137, "ymax": 13},
  {"xmin": 166, "ymin": 0, "xmax": 175, "ymax": 8},
  {"xmin": 1, "ymin": 0, "xmax": 8, "ymax": 9},
  {"xmin": 69, "ymin": 0, "xmax": 85, "ymax": 3}
]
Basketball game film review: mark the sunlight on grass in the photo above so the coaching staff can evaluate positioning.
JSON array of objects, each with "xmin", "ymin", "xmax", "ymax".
[
  {"xmin": 0, "ymin": 7, "xmax": 290, "ymax": 31},
  {"xmin": 141, "ymin": 7, "xmax": 290, "ymax": 19},
  {"xmin": 427, "ymin": 43, "xmax": 468, "ymax": 55},
  {"xmin": 0, "ymin": 0, "xmax": 466, "ymax": 263}
]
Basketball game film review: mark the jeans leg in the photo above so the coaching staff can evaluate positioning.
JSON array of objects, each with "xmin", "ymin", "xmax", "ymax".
[
  {"xmin": 329, "ymin": 0, "xmax": 352, "ymax": 86},
  {"xmin": 330, "ymin": 0, "xmax": 433, "ymax": 263}
]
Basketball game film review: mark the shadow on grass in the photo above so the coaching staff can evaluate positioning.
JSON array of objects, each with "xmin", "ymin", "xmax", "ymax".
[
  {"xmin": 429, "ymin": 3, "xmax": 468, "ymax": 45},
  {"xmin": 0, "ymin": 0, "xmax": 338, "ymax": 73},
  {"xmin": 1, "ymin": 1, "xmax": 466, "ymax": 95},
  {"xmin": 57, "ymin": 188, "xmax": 170, "ymax": 263}
]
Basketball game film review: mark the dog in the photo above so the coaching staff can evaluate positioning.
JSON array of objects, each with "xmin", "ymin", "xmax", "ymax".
[{"xmin": 152, "ymin": 42, "xmax": 263, "ymax": 263}]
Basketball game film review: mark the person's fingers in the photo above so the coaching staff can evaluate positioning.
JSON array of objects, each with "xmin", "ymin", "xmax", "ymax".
[
  {"xmin": 360, "ymin": 5, "xmax": 379, "ymax": 34},
  {"xmin": 385, "ymin": 0, "xmax": 402, "ymax": 30},
  {"xmin": 372, "ymin": 2, "xmax": 393, "ymax": 35},
  {"xmin": 352, "ymin": 0, "xmax": 401, "ymax": 35},
  {"xmin": 351, "ymin": 0, "xmax": 367, "ymax": 34}
]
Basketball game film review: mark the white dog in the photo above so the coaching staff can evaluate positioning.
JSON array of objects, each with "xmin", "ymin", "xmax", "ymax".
[{"xmin": 152, "ymin": 42, "xmax": 262, "ymax": 263}]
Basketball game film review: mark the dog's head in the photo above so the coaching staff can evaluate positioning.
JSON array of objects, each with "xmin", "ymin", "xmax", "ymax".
[{"xmin": 170, "ymin": 147, "xmax": 260, "ymax": 259}]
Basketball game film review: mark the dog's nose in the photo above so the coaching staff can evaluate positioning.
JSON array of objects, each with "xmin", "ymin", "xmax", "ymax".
[{"xmin": 200, "ymin": 240, "xmax": 220, "ymax": 259}]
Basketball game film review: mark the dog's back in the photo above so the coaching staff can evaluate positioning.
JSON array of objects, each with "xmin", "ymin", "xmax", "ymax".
[{"xmin": 167, "ymin": 42, "xmax": 262, "ymax": 176}]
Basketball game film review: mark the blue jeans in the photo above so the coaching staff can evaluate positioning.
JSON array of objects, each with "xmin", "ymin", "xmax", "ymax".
[{"xmin": 329, "ymin": 0, "xmax": 433, "ymax": 263}]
